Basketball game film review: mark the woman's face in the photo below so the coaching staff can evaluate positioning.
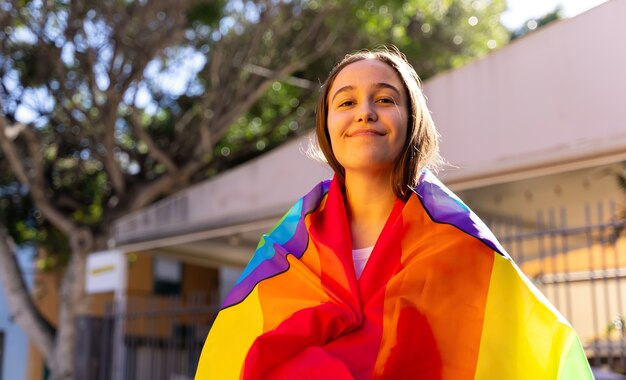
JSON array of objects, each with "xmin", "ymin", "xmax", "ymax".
[{"xmin": 327, "ymin": 59, "xmax": 408, "ymax": 176}]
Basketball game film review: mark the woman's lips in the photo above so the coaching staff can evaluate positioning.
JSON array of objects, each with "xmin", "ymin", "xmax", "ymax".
[{"xmin": 348, "ymin": 128, "xmax": 384, "ymax": 137}]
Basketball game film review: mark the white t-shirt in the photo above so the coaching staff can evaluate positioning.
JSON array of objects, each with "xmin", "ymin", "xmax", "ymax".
[{"xmin": 352, "ymin": 246, "xmax": 374, "ymax": 279}]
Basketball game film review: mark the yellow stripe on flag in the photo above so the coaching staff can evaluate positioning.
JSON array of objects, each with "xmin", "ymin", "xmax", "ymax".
[
  {"xmin": 195, "ymin": 286, "xmax": 264, "ymax": 380},
  {"xmin": 475, "ymin": 253, "xmax": 593, "ymax": 379}
]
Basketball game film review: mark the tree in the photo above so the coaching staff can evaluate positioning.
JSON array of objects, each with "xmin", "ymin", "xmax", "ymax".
[
  {"xmin": 510, "ymin": 6, "xmax": 562, "ymax": 41},
  {"xmin": 0, "ymin": 0, "xmax": 508, "ymax": 378}
]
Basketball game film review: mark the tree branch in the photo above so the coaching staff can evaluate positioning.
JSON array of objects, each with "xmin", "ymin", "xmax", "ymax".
[
  {"xmin": 99, "ymin": 95, "xmax": 127, "ymax": 195},
  {"xmin": 196, "ymin": 101, "xmax": 213, "ymax": 157},
  {"xmin": 209, "ymin": 37, "xmax": 225, "ymax": 91},
  {"xmin": 0, "ymin": 114, "xmax": 76, "ymax": 235},
  {"xmin": 212, "ymin": 59, "xmax": 304, "ymax": 143},
  {"xmin": 120, "ymin": 144, "xmax": 215, "ymax": 214},
  {"xmin": 129, "ymin": 110, "xmax": 179, "ymax": 174},
  {"xmin": 0, "ymin": 119, "xmax": 29, "ymax": 184}
]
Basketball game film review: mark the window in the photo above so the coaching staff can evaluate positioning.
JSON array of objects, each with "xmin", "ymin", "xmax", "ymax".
[{"xmin": 153, "ymin": 257, "xmax": 182, "ymax": 296}]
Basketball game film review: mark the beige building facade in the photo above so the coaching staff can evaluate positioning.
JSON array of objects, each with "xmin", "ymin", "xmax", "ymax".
[{"xmin": 110, "ymin": 0, "xmax": 626, "ymax": 369}]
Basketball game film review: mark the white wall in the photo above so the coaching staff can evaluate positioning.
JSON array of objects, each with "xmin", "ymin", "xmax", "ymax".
[{"xmin": 426, "ymin": 0, "xmax": 626, "ymax": 188}]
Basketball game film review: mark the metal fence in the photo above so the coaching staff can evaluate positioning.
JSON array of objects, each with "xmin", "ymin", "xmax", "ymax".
[
  {"xmin": 75, "ymin": 293, "xmax": 219, "ymax": 380},
  {"xmin": 486, "ymin": 200, "xmax": 626, "ymax": 373}
]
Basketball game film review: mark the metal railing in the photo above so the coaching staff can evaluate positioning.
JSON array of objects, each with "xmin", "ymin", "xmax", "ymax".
[
  {"xmin": 486, "ymin": 200, "xmax": 626, "ymax": 373},
  {"xmin": 75, "ymin": 293, "xmax": 219, "ymax": 380}
]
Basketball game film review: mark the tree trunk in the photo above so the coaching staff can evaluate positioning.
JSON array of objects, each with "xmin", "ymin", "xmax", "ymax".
[
  {"xmin": 50, "ymin": 229, "xmax": 93, "ymax": 380},
  {"xmin": 0, "ymin": 225, "xmax": 94, "ymax": 380},
  {"xmin": 51, "ymin": 249, "xmax": 88, "ymax": 379}
]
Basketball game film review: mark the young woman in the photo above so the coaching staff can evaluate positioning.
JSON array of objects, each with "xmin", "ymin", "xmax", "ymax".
[{"xmin": 195, "ymin": 47, "xmax": 593, "ymax": 379}]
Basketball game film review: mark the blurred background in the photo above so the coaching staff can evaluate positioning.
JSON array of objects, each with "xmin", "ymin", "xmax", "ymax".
[{"xmin": 1, "ymin": 0, "xmax": 624, "ymax": 379}]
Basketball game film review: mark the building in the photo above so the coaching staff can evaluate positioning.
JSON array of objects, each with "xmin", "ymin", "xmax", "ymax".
[
  {"xmin": 103, "ymin": 0, "xmax": 626, "ymax": 376},
  {"xmin": 0, "ymin": 294, "xmax": 28, "ymax": 380},
  {"xmin": 0, "ymin": 248, "xmax": 31, "ymax": 380}
]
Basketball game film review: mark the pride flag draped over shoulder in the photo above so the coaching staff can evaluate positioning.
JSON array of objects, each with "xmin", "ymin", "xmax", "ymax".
[{"xmin": 195, "ymin": 170, "xmax": 594, "ymax": 379}]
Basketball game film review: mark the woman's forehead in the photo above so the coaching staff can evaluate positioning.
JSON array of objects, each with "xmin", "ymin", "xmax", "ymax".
[{"xmin": 329, "ymin": 59, "xmax": 403, "ymax": 95}]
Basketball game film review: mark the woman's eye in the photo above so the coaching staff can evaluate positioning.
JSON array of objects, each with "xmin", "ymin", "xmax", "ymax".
[
  {"xmin": 377, "ymin": 97, "xmax": 395, "ymax": 104},
  {"xmin": 338, "ymin": 100, "xmax": 354, "ymax": 107}
]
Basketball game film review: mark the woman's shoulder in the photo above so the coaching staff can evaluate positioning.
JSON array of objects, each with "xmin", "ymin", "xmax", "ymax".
[{"xmin": 411, "ymin": 170, "xmax": 508, "ymax": 258}]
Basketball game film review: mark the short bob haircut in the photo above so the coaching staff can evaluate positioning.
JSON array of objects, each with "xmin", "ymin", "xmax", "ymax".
[{"xmin": 314, "ymin": 45, "xmax": 441, "ymax": 201}]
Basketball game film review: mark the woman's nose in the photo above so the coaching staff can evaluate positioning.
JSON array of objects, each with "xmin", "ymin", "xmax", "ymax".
[{"xmin": 355, "ymin": 102, "xmax": 378, "ymax": 123}]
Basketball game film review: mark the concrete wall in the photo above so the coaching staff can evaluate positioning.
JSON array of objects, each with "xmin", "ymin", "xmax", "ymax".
[{"xmin": 427, "ymin": 0, "xmax": 626, "ymax": 188}]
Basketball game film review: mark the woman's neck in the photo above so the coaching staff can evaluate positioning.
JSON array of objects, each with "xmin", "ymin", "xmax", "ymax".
[{"xmin": 344, "ymin": 171, "xmax": 397, "ymax": 249}]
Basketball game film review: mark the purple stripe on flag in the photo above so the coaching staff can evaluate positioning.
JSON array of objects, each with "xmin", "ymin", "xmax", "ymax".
[
  {"xmin": 222, "ymin": 180, "xmax": 330, "ymax": 308},
  {"xmin": 414, "ymin": 170, "xmax": 507, "ymax": 257}
]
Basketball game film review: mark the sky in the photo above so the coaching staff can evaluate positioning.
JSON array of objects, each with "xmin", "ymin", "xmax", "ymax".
[{"xmin": 501, "ymin": 0, "xmax": 609, "ymax": 30}]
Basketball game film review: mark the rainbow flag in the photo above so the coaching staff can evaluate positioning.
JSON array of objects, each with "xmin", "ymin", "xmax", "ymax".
[{"xmin": 195, "ymin": 170, "xmax": 594, "ymax": 379}]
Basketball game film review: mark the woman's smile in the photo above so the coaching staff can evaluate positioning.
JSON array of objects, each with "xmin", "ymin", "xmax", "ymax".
[{"xmin": 347, "ymin": 128, "xmax": 385, "ymax": 137}]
